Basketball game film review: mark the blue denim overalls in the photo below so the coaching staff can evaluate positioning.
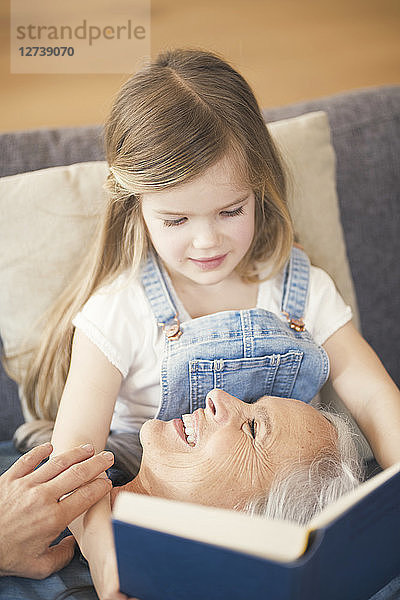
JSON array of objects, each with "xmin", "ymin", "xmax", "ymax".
[{"xmin": 140, "ymin": 246, "xmax": 330, "ymax": 422}]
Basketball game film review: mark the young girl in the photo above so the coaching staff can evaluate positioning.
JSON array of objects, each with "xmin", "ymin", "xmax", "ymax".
[{"xmin": 20, "ymin": 48, "xmax": 399, "ymax": 598}]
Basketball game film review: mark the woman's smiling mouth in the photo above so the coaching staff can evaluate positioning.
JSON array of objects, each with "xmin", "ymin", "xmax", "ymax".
[{"xmin": 173, "ymin": 412, "xmax": 200, "ymax": 446}]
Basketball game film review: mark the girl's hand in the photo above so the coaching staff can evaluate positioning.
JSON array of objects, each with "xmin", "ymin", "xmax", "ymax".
[{"xmin": 86, "ymin": 542, "xmax": 140, "ymax": 600}]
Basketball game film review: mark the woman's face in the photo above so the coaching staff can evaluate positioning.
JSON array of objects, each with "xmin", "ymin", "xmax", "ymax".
[{"xmin": 139, "ymin": 390, "xmax": 337, "ymax": 509}]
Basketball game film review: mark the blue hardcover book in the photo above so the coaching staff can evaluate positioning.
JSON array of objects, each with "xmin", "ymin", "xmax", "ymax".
[{"xmin": 112, "ymin": 463, "xmax": 400, "ymax": 600}]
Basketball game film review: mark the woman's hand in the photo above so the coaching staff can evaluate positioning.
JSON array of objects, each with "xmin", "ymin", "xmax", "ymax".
[{"xmin": 0, "ymin": 442, "xmax": 113, "ymax": 578}]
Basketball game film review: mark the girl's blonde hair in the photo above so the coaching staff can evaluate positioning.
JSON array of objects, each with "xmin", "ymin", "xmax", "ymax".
[{"xmin": 13, "ymin": 47, "xmax": 293, "ymax": 425}]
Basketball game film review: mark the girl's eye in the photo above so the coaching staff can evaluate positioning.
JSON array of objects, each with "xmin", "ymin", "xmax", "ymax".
[
  {"xmin": 248, "ymin": 419, "xmax": 257, "ymax": 439},
  {"xmin": 162, "ymin": 206, "xmax": 244, "ymax": 227},
  {"xmin": 163, "ymin": 217, "xmax": 187, "ymax": 227},
  {"xmin": 221, "ymin": 206, "xmax": 244, "ymax": 218}
]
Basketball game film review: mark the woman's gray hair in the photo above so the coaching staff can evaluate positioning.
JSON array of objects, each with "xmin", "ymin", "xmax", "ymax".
[{"xmin": 245, "ymin": 409, "xmax": 364, "ymax": 526}]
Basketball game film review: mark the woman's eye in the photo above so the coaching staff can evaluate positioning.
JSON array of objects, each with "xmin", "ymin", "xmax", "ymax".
[
  {"xmin": 163, "ymin": 217, "xmax": 187, "ymax": 227},
  {"xmin": 221, "ymin": 206, "xmax": 244, "ymax": 218},
  {"xmin": 248, "ymin": 419, "xmax": 257, "ymax": 439}
]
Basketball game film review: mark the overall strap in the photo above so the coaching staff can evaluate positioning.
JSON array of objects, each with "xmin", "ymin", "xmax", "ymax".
[
  {"xmin": 140, "ymin": 252, "xmax": 182, "ymax": 340},
  {"xmin": 281, "ymin": 246, "xmax": 310, "ymax": 332}
]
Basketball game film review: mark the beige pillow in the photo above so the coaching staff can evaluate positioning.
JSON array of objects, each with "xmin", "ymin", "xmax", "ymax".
[
  {"xmin": 0, "ymin": 112, "xmax": 359, "ymax": 418},
  {"xmin": 0, "ymin": 161, "xmax": 108, "ymax": 386},
  {"xmin": 267, "ymin": 111, "xmax": 359, "ymax": 329}
]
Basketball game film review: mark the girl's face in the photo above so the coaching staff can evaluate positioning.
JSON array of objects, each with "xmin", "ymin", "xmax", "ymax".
[
  {"xmin": 139, "ymin": 390, "xmax": 337, "ymax": 510},
  {"xmin": 140, "ymin": 155, "xmax": 255, "ymax": 289}
]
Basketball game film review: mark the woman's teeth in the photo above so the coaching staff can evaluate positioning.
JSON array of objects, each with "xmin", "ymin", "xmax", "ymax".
[{"xmin": 182, "ymin": 414, "xmax": 197, "ymax": 446}]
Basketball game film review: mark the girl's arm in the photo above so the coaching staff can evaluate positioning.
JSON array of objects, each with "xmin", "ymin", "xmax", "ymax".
[
  {"xmin": 51, "ymin": 328, "xmax": 125, "ymax": 599},
  {"xmin": 323, "ymin": 321, "xmax": 400, "ymax": 468}
]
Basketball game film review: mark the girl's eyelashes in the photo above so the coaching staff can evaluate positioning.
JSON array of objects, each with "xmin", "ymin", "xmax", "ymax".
[
  {"xmin": 163, "ymin": 217, "xmax": 187, "ymax": 228},
  {"xmin": 221, "ymin": 206, "xmax": 245, "ymax": 218},
  {"xmin": 162, "ymin": 205, "xmax": 244, "ymax": 228}
]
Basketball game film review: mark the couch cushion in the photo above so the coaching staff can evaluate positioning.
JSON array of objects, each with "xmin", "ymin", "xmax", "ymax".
[
  {"xmin": 0, "ymin": 112, "xmax": 358, "ymax": 429},
  {"xmin": 0, "ymin": 161, "xmax": 109, "ymax": 397}
]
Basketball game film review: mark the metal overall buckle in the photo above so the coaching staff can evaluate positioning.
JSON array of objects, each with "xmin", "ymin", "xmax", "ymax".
[
  {"xmin": 159, "ymin": 315, "xmax": 182, "ymax": 340},
  {"xmin": 282, "ymin": 311, "xmax": 305, "ymax": 332}
]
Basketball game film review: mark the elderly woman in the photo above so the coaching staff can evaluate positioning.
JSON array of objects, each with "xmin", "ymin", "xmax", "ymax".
[
  {"xmin": 1, "ymin": 390, "xmax": 364, "ymax": 600},
  {"xmin": 116, "ymin": 389, "xmax": 361, "ymax": 518},
  {"xmin": 79, "ymin": 388, "xmax": 361, "ymax": 600}
]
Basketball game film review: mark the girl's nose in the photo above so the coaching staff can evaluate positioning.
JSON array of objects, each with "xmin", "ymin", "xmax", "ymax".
[{"xmin": 191, "ymin": 222, "xmax": 220, "ymax": 250}]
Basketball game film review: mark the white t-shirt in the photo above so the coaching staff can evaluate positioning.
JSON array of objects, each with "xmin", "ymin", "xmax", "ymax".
[{"xmin": 72, "ymin": 265, "xmax": 352, "ymax": 433}]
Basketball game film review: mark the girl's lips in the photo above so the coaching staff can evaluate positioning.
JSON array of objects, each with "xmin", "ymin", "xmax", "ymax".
[{"xmin": 189, "ymin": 254, "xmax": 227, "ymax": 271}]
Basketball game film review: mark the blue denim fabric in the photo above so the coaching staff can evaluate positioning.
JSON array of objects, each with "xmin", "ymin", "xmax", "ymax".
[
  {"xmin": 0, "ymin": 562, "xmax": 95, "ymax": 600},
  {"xmin": 369, "ymin": 576, "xmax": 400, "ymax": 600},
  {"xmin": 141, "ymin": 247, "xmax": 329, "ymax": 421}
]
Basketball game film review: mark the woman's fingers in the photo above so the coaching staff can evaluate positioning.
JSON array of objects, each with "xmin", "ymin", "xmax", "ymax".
[
  {"xmin": 4, "ymin": 442, "xmax": 53, "ymax": 480},
  {"xmin": 57, "ymin": 476, "xmax": 113, "ymax": 526},
  {"xmin": 44, "ymin": 450, "xmax": 115, "ymax": 499},
  {"xmin": 31, "ymin": 444, "xmax": 96, "ymax": 484}
]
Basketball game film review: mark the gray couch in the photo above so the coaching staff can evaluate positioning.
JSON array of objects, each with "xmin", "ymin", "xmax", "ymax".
[{"xmin": 0, "ymin": 85, "xmax": 399, "ymax": 443}]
